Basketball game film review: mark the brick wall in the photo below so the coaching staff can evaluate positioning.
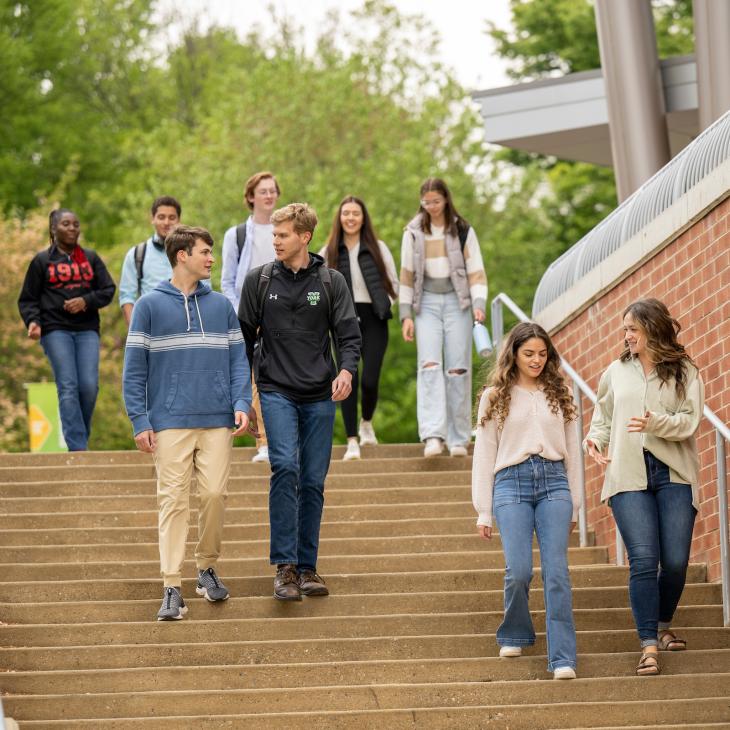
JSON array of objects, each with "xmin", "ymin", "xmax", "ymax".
[{"xmin": 550, "ymin": 196, "xmax": 730, "ymax": 581}]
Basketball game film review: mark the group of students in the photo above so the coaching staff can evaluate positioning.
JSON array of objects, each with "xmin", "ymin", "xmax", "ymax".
[
  {"xmin": 17, "ymin": 173, "xmax": 490, "ymax": 616},
  {"xmin": 474, "ymin": 300, "xmax": 703, "ymax": 679},
  {"xmin": 17, "ymin": 174, "xmax": 703, "ymax": 680}
]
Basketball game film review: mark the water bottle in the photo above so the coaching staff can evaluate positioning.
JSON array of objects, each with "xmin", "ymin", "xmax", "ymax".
[{"xmin": 472, "ymin": 321, "xmax": 493, "ymax": 357}]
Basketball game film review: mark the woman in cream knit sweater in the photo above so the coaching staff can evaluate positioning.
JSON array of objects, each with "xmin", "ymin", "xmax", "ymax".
[
  {"xmin": 585, "ymin": 298, "xmax": 704, "ymax": 677},
  {"xmin": 472, "ymin": 322, "xmax": 581, "ymax": 679}
]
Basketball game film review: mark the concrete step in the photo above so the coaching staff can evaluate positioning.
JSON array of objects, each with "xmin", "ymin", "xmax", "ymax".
[
  {"xmin": 0, "ymin": 584, "xmax": 721, "ymax": 624},
  {"xmin": 0, "ymin": 470, "xmax": 469, "ymax": 497},
  {"xmin": 0, "ymin": 500, "xmax": 483, "ymax": 531},
  {"xmin": 5, "ymin": 673, "xmax": 730, "ymax": 721},
  {"xmin": 13, "ymin": 697, "xmax": 730, "ymax": 729},
  {"xmin": 0, "ymin": 516, "xmax": 494, "ymax": 545},
  {"xmin": 0, "ymin": 484, "xmax": 476, "ymax": 513},
  {"xmin": 1, "ymin": 547, "xmax": 609, "ymax": 582},
  {"xmin": 2, "ymin": 650, "xmax": 727, "ymax": 695},
  {"xmin": 3, "ymin": 627, "xmax": 729, "ymax": 672},
  {"xmin": 0, "ymin": 564, "xmax": 707, "ymax": 603},
  {"xmin": 0, "ymin": 456, "xmax": 470, "ymax": 483},
  {"xmin": 0, "ymin": 531, "xmax": 593, "ymax": 563},
  {"xmin": 3, "ymin": 607, "xmax": 723, "ymax": 649},
  {"xmin": 0, "ymin": 443, "xmax": 431, "ymax": 467}
]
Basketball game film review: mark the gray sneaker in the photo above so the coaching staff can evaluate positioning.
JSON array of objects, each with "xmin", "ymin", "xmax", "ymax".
[
  {"xmin": 157, "ymin": 587, "xmax": 187, "ymax": 621},
  {"xmin": 196, "ymin": 568, "xmax": 230, "ymax": 602}
]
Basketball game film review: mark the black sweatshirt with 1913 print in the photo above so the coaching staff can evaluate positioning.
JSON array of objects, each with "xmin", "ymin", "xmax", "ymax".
[{"xmin": 18, "ymin": 245, "xmax": 116, "ymax": 334}]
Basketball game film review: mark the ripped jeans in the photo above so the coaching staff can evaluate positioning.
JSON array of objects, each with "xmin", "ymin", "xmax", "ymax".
[{"xmin": 414, "ymin": 290, "xmax": 472, "ymax": 449}]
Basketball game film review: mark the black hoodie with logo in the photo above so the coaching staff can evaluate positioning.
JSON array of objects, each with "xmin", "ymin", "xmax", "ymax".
[
  {"xmin": 238, "ymin": 254, "xmax": 361, "ymax": 403},
  {"xmin": 18, "ymin": 245, "xmax": 116, "ymax": 334}
]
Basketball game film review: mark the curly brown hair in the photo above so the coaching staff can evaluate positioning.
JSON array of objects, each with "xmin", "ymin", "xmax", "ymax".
[
  {"xmin": 478, "ymin": 322, "xmax": 576, "ymax": 428},
  {"xmin": 620, "ymin": 298, "xmax": 695, "ymax": 400}
]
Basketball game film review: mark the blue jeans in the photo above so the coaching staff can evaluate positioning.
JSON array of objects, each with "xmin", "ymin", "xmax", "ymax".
[
  {"xmin": 40, "ymin": 329, "xmax": 100, "ymax": 451},
  {"xmin": 493, "ymin": 455, "xmax": 577, "ymax": 671},
  {"xmin": 609, "ymin": 450, "xmax": 696, "ymax": 646},
  {"xmin": 260, "ymin": 391, "xmax": 336, "ymax": 571},
  {"xmin": 414, "ymin": 290, "xmax": 472, "ymax": 449}
]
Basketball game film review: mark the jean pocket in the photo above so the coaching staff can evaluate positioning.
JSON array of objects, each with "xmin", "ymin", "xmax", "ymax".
[{"xmin": 493, "ymin": 468, "xmax": 518, "ymax": 507}]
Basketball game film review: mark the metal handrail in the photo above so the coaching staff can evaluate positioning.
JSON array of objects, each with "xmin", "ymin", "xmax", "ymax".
[{"xmin": 490, "ymin": 292, "xmax": 730, "ymax": 625}]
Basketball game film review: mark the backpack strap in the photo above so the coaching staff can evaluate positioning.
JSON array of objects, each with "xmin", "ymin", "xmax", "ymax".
[
  {"xmin": 318, "ymin": 265, "xmax": 334, "ymax": 326},
  {"xmin": 456, "ymin": 219, "xmax": 469, "ymax": 253},
  {"xmin": 235, "ymin": 223, "xmax": 247, "ymax": 261},
  {"xmin": 255, "ymin": 261, "xmax": 275, "ymax": 323},
  {"xmin": 134, "ymin": 242, "xmax": 147, "ymax": 298}
]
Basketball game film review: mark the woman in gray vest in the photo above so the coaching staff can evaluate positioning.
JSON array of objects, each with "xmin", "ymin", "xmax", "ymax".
[
  {"xmin": 400, "ymin": 178, "xmax": 488, "ymax": 458},
  {"xmin": 320, "ymin": 196, "xmax": 398, "ymax": 460}
]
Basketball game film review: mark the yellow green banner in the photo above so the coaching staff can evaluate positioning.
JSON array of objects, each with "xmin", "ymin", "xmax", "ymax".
[{"xmin": 25, "ymin": 383, "xmax": 67, "ymax": 453}]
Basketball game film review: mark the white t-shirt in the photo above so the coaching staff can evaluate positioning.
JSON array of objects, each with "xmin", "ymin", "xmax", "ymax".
[{"xmin": 248, "ymin": 222, "xmax": 275, "ymax": 270}]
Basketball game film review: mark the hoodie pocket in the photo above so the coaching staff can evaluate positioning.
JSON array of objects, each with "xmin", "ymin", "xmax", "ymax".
[{"xmin": 165, "ymin": 370, "xmax": 231, "ymax": 415}]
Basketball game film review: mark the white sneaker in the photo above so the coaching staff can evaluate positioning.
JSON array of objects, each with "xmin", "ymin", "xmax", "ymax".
[
  {"xmin": 251, "ymin": 446, "xmax": 269, "ymax": 464},
  {"xmin": 449, "ymin": 445, "xmax": 468, "ymax": 457},
  {"xmin": 343, "ymin": 439, "xmax": 361, "ymax": 461},
  {"xmin": 553, "ymin": 666, "xmax": 576, "ymax": 680},
  {"xmin": 499, "ymin": 646, "xmax": 522, "ymax": 658},
  {"xmin": 358, "ymin": 419, "xmax": 378, "ymax": 446},
  {"xmin": 423, "ymin": 438, "xmax": 443, "ymax": 458}
]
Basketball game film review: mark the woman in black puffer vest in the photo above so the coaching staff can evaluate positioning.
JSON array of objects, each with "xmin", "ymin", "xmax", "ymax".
[{"xmin": 320, "ymin": 196, "xmax": 398, "ymax": 460}]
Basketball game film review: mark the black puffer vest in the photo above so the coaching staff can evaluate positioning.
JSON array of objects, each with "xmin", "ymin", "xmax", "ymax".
[{"xmin": 336, "ymin": 241, "xmax": 392, "ymax": 321}]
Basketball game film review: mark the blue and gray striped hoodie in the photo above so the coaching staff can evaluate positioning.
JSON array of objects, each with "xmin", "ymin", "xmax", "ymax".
[{"xmin": 123, "ymin": 281, "xmax": 251, "ymax": 436}]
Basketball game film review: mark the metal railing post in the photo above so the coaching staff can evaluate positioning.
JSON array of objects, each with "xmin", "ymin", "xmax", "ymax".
[
  {"xmin": 573, "ymin": 381, "xmax": 589, "ymax": 548},
  {"xmin": 716, "ymin": 431, "xmax": 730, "ymax": 627},
  {"xmin": 490, "ymin": 297, "xmax": 504, "ymax": 351}
]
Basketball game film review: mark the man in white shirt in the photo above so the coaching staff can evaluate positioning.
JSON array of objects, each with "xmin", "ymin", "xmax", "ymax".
[{"xmin": 221, "ymin": 171, "xmax": 281, "ymax": 464}]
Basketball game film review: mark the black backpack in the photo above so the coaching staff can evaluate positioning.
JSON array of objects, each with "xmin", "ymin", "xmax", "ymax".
[
  {"xmin": 235, "ymin": 223, "xmax": 247, "ymax": 261},
  {"xmin": 133, "ymin": 242, "xmax": 147, "ymax": 297}
]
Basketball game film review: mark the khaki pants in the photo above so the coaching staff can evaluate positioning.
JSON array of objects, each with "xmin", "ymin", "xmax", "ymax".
[
  {"xmin": 153, "ymin": 428, "xmax": 232, "ymax": 587},
  {"xmin": 252, "ymin": 377, "xmax": 267, "ymax": 448}
]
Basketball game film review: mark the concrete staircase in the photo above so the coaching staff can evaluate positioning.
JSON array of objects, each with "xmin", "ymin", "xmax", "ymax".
[{"xmin": 0, "ymin": 444, "xmax": 728, "ymax": 728}]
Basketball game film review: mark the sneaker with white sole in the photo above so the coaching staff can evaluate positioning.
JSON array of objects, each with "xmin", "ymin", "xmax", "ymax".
[
  {"xmin": 358, "ymin": 419, "xmax": 378, "ymax": 446},
  {"xmin": 343, "ymin": 438, "xmax": 361, "ymax": 461},
  {"xmin": 423, "ymin": 438, "xmax": 443, "ymax": 458},
  {"xmin": 450, "ymin": 445, "xmax": 468, "ymax": 457},
  {"xmin": 157, "ymin": 586, "xmax": 187, "ymax": 621},
  {"xmin": 196, "ymin": 567, "xmax": 230, "ymax": 602},
  {"xmin": 251, "ymin": 445, "xmax": 269, "ymax": 464},
  {"xmin": 553, "ymin": 666, "xmax": 576, "ymax": 680},
  {"xmin": 499, "ymin": 646, "xmax": 522, "ymax": 658}
]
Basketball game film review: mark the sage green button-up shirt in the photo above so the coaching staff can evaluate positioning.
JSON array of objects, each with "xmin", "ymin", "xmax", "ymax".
[{"xmin": 584, "ymin": 357, "xmax": 704, "ymax": 510}]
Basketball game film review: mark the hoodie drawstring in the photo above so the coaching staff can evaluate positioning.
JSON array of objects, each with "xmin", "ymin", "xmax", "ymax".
[
  {"xmin": 181, "ymin": 291, "xmax": 205, "ymax": 338},
  {"xmin": 195, "ymin": 295, "xmax": 205, "ymax": 339}
]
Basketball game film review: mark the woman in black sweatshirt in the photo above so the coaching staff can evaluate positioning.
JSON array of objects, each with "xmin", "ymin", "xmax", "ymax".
[{"xmin": 18, "ymin": 209, "xmax": 116, "ymax": 450}]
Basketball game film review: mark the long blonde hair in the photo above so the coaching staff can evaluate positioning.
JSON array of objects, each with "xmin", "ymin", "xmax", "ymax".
[{"xmin": 479, "ymin": 322, "xmax": 576, "ymax": 428}]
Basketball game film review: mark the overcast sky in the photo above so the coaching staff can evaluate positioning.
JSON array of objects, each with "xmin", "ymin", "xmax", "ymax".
[{"xmin": 159, "ymin": 0, "xmax": 514, "ymax": 92}]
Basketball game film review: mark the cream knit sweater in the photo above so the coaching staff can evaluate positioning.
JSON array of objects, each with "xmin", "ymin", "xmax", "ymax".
[
  {"xmin": 584, "ymin": 357, "xmax": 704, "ymax": 509},
  {"xmin": 472, "ymin": 385, "xmax": 582, "ymax": 528}
]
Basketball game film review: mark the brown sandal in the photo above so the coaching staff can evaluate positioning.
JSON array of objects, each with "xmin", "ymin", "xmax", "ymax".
[
  {"xmin": 658, "ymin": 630, "xmax": 686, "ymax": 651},
  {"xmin": 636, "ymin": 651, "xmax": 660, "ymax": 676}
]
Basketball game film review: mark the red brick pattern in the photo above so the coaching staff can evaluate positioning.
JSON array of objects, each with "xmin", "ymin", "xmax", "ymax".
[{"xmin": 550, "ymin": 196, "xmax": 730, "ymax": 581}]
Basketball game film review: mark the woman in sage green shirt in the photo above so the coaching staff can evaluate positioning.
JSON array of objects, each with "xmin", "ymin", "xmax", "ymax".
[{"xmin": 585, "ymin": 298, "xmax": 704, "ymax": 678}]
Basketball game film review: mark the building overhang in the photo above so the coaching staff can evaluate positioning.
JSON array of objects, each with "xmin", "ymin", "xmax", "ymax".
[{"xmin": 473, "ymin": 55, "xmax": 698, "ymax": 164}]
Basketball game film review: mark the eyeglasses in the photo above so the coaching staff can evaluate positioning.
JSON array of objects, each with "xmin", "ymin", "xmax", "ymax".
[{"xmin": 420, "ymin": 198, "xmax": 445, "ymax": 208}]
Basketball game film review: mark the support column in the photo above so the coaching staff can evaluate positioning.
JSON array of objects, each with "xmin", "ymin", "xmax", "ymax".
[
  {"xmin": 595, "ymin": 0, "xmax": 671, "ymax": 202},
  {"xmin": 694, "ymin": 0, "xmax": 730, "ymax": 131}
]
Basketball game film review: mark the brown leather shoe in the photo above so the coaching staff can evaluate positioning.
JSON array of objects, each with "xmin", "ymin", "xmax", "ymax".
[
  {"xmin": 274, "ymin": 564, "xmax": 301, "ymax": 601},
  {"xmin": 298, "ymin": 570, "xmax": 329, "ymax": 597}
]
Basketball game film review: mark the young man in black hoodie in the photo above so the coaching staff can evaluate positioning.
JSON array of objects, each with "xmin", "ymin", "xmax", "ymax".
[{"xmin": 238, "ymin": 203, "xmax": 361, "ymax": 600}]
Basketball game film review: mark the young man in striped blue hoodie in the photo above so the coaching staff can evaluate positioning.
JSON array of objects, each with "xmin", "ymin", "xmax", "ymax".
[{"xmin": 123, "ymin": 225, "xmax": 252, "ymax": 620}]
